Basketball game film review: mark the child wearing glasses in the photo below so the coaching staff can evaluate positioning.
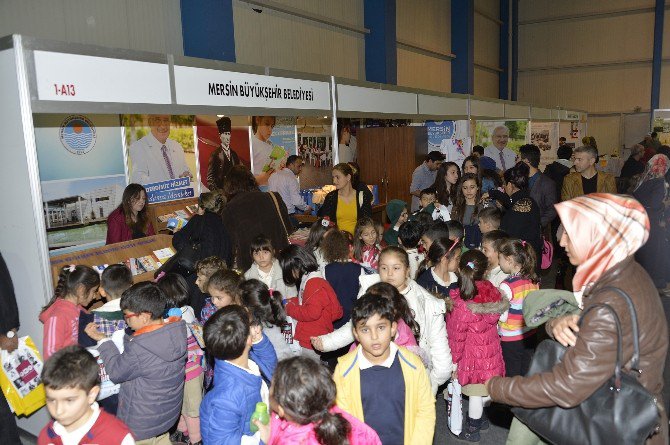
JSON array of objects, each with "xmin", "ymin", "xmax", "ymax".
[{"xmin": 97, "ymin": 282, "xmax": 187, "ymax": 444}]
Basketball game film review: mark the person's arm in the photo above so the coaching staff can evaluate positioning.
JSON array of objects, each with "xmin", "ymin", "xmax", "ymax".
[
  {"xmin": 0, "ymin": 253, "xmax": 19, "ymax": 338},
  {"xmin": 128, "ymin": 143, "xmax": 150, "ymax": 184},
  {"xmin": 603, "ymin": 174, "xmax": 617, "ymax": 194},
  {"xmin": 410, "ymin": 360, "xmax": 437, "ymax": 445},
  {"xmin": 285, "ymin": 285, "xmax": 326, "ymax": 322},
  {"xmin": 97, "ymin": 338, "xmax": 144, "ymax": 383},
  {"xmin": 42, "ymin": 315, "xmax": 71, "ymax": 360},
  {"xmin": 106, "ymin": 211, "xmax": 125, "ymax": 245},
  {"xmin": 146, "ymin": 221, "xmax": 155, "ymax": 236},
  {"xmin": 203, "ymin": 397, "xmax": 258, "ymax": 445},
  {"xmin": 207, "ymin": 152, "xmax": 220, "ymax": 191},
  {"xmin": 250, "ymin": 331, "xmax": 278, "ymax": 382},
  {"xmin": 426, "ymin": 299, "xmax": 452, "ymax": 393},
  {"xmin": 288, "ymin": 174, "xmax": 309, "ymax": 211},
  {"xmin": 540, "ymin": 177, "xmax": 557, "ymax": 227},
  {"xmin": 171, "ymin": 141, "xmax": 193, "ymax": 179},
  {"xmin": 315, "ymin": 320, "xmax": 355, "ymax": 352},
  {"xmin": 333, "ymin": 363, "xmax": 354, "ymax": 416},
  {"xmin": 498, "ymin": 283, "xmax": 512, "ymax": 322},
  {"xmin": 172, "ymin": 215, "xmax": 197, "ymax": 250},
  {"xmin": 561, "ymin": 175, "xmax": 572, "ymax": 202},
  {"xmin": 487, "ymin": 305, "xmax": 619, "ymax": 408},
  {"xmin": 410, "ymin": 168, "xmax": 423, "ymax": 197}
]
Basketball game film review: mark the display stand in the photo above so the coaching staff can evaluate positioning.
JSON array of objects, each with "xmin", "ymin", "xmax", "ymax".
[
  {"xmin": 49, "ymin": 235, "xmax": 174, "ymax": 286},
  {"xmin": 147, "ymin": 197, "xmax": 199, "ymax": 232}
]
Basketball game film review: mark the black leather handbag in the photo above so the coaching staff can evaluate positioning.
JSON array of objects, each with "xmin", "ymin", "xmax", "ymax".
[{"xmin": 512, "ymin": 287, "xmax": 661, "ymax": 445}]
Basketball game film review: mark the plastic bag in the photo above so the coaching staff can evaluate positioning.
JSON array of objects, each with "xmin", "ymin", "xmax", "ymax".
[
  {"xmin": 86, "ymin": 348, "xmax": 120, "ymax": 401},
  {"xmin": 446, "ymin": 379, "xmax": 463, "ymax": 435},
  {"xmin": 0, "ymin": 336, "xmax": 46, "ymax": 416}
]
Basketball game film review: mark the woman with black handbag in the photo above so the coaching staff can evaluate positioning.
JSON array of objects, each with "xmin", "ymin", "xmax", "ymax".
[{"xmin": 486, "ymin": 193, "xmax": 668, "ymax": 445}]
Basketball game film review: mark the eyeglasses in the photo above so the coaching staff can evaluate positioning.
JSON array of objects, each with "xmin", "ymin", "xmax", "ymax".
[{"xmin": 123, "ymin": 312, "xmax": 139, "ymax": 321}]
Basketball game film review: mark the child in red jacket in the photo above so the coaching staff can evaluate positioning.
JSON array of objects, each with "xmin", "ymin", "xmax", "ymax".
[
  {"xmin": 277, "ymin": 245, "xmax": 343, "ymax": 360},
  {"xmin": 446, "ymin": 250, "xmax": 507, "ymax": 443}
]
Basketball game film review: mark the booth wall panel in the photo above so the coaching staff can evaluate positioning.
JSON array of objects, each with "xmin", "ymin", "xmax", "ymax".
[
  {"xmin": 519, "ymin": 13, "xmax": 654, "ymax": 70},
  {"xmin": 0, "ymin": 0, "xmax": 184, "ymax": 55},
  {"xmin": 475, "ymin": 0, "xmax": 500, "ymax": 18},
  {"xmin": 587, "ymin": 115, "xmax": 622, "ymax": 155},
  {"xmin": 397, "ymin": 48, "xmax": 451, "ymax": 93},
  {"xmin": 518, "ymin": 0, "xmax": 655, "ymax": 23},
  {"xmin": 396, "ymin": 0, "xmax": 451, "ymax": 93},
  {"xmin": 474, "ymin": 67, "xmax": 500, "ymax": 98},
  {"xmin": 658, "ymin": 66, "xmax": 670, "ymax": 108},
  {"xmin": 661, "ymin": 9, "xmax": 670, "ymax": 58},
  {"xmin": 232, "ymin": 0, "xmax": 365, "ymax": 80}
]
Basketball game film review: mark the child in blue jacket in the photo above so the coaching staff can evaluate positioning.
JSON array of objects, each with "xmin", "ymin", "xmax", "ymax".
[{"xmin": 200, "ymin": 305, "xmax": 277, "ymax": 445}]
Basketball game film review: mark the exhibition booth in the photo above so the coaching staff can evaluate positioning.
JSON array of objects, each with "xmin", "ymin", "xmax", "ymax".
[{"xmin": 0, "ymin": 34, "xmax": 588, "ymax": 433}]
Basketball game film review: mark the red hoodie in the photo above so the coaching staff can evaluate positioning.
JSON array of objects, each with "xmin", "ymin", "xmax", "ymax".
[
  {"xmin": 39, "ymin": 299, "xmax": 85, "ymax": 360},
  {"xmin": 286, "ymin": 277, "xmax": 343, "ymax": 349}
]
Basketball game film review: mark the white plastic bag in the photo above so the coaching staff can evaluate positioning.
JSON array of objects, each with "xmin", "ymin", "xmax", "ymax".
[{"xmin": 447, "ymin": 379, "xmax": 463, "ymax": 435}]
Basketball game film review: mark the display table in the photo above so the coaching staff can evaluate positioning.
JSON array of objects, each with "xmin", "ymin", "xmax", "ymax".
[
  {"xmin": 147, "ymin": 198, "xmax": 199, "ymax": 232},
  {"xmin": 49, "ymin": 235, "xmax": 174, "ymax": 286}
]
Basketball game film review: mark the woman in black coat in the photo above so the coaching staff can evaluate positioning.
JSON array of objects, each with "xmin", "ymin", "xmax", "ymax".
[
  {"xmin": 172, "ymin": 191, "xmax": 233, "ymax": 267},
  {"xmin": 632, "ymin": 154, "xmax": 669, "ymax": 289},
  {"xmin": 487, "ymin": 162, "xmax": 543, "ymax": 271}
]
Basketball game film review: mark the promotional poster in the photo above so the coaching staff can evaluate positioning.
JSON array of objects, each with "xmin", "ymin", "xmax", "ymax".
[
  {"xmin": 425, "ymin": 120, "xmax": 471, "ymax": 165},
  {"xmin": 250, "ymin": 116, "xmax": 296, "ymax": 186}
]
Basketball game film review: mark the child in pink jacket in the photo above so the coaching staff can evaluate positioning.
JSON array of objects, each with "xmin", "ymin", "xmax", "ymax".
[
  {"xmin": 446, "ymin": 250, "xmax": 507, "ymax": 442},
  {"xmin": 258, "ymin": 356, "xmax": 381, "ymax": 445}
]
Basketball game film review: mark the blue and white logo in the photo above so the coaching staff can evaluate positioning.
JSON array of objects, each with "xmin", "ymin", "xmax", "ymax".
[
  {"xmin": 426, "ymin": 120, "xmax": 455, "ymax": 147},
  {"xmin": 59, "ymin": 115, "xmax": 97, "ymax": 155}
]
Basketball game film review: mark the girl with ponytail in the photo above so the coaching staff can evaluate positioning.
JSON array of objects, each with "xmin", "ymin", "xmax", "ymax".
[
  {"xmin": 447, "ymin": 249, "xmax": 507, "ymax": 442},
  {"xmin": 416, "ymin": 237, "xmax": 462, "ymax": 298},
  {"xmin": 261, "ymin": 356, "xmax": 381, "ymax": 445},
  {"xmin": 239, "ymin": 278, "xmax": 300, "ymax": 360},
  {"xmin": 39, "ymin": 265, "xmax": 100, "ymax": 359}
]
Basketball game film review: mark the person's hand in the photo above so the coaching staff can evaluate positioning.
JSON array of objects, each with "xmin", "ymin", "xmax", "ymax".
[
  {"xmin": 256, "ymin": 170, "xmax": 274, "ymax": 186},
  {"xmin": 0, "ymin": 333, "xmax": 18, "ymax": 352},
  {"xmin": 254, "ymin": 418, "xmax": 270, "ymax": 443},
  {"xmin": 250, "ymin": 324, "xmax": 263, "ymax": 343},
  {"xmin": 480, "ymin": 193, "xmax": 490, "ymax": 202},
  {"xmin": 550, "ymin": 314, "xmax": 580, "ymax": 347},
  {"xmin": 304, "ymin": 206, "xmax": 313, "ymax": 214},
  {"xmin": 179, "ymin": 170, "xmax": 193, "ymax": 179},
  {"xmin": 310, "ymin": 336, "xmax": 324, "ymax": 352},
  {"xmin": 84, "ymin": 322, "xmax": 106, "ymax": 342}
]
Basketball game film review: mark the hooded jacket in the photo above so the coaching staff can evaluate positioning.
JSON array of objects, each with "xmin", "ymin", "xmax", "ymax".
[
  {"xmin": 383, "ymin": 199, "xmax": 407, "ymax": 246},
  {"xmin": 97, "ymin": 320, "xmax": 187, "ymax": 440},
  {"xmin": 268, "ymin": 406, "xmax": 381, "ymax": 445},
  {"xmin": 39, "ymin": 299, "xmax": 84, "ymax": 360},
  {"xmin": 487, "ymin": 258, "xmax": 668, "ymax": 445},
  {"xmin": 446, "ymin": 280, "xmax": 508, "ymax": 385}
]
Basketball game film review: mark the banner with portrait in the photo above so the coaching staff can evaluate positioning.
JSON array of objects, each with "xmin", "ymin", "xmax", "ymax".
[
  {"xmin": 425, "ymin": 120, "xmax": 472, "ymax": 166},
  {"xmin": 195, "ymin": 115, "xmax": 251, "ymax": 193},
  {"xmin": 34, "ymin": 114, "xmax": 126, "ymax": 252},
  {"xmin": 475, "ymin": 120, "xmax": 529, "ymax": 155},
  {"xmin": 123, "ymin": 114, "xmax": 197, "ymax": 203}
]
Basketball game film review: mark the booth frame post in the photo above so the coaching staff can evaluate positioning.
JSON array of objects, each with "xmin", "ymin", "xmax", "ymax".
[
  {"xmin": 180, "ymin": 0, "xmax": 236, "ymax": 62},
  {"xmin": 499, "ymin": 0, "xmax": 510, "ymax": 99},
  {"xmin": 331, "ymin": 76, "xmax": 339, "ymax": 164},
  {"xmin": 651, "ymin": 0, "xmax": 665, "ymax": 116},
  {"xmin": 451, "ymin": 0, "xmax": 474, "ymax": 94},
  {"xmin": 0, "ymin": 35, "xmax": 53, "ymax": 434},
  {"xmin": 511, "ymin": 0, "xmax": 519, "ymax": 100},
  {"xmin": 364, "ymin": 0, "xmax": 397, "ymax": 84}
]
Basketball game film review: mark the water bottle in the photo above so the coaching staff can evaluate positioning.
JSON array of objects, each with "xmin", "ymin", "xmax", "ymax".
[{"xmin": 249, "ymin": 402, "xmax": 269, "ymax": 433}]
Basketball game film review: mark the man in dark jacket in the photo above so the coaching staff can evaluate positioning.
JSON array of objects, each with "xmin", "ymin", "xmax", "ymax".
[
  {"xmin": 543, "ymin": 145, "xmax": 573, "ymax": 200},
  {"xmin": 207, "ymin": 116, "xmax": 241, "ymax": 192},
  {"xmin": 0, "ymin": 253, "xmax": 20, "ymax": 443},
  {"xmin": 519, "ymin": 144, "xmax": 557, "ymax": 229},
  {"xmin": 620, "ymin": 144, "xmax": 646, "ymax": 180}
]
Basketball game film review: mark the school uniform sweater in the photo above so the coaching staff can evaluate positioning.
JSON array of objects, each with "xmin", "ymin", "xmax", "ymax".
[
  {"xmin": 324, "ymin": 262, "xmax": 364, "ymax": 328},
  {"xmin": 38, "ymin": 402, "xmax": 134, "ymax": 445}
]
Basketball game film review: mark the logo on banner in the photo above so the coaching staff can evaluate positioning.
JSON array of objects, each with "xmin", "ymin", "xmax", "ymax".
[
  {"xmin": 426, "ymin": 121, "xmax": 455, "ymax": 146},
  {"xmin": 59, "ymin": 114, "xmax": 97, "ymax": 155}
]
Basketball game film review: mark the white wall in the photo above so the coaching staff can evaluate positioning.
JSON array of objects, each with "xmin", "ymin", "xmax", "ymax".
[
  {"xmin": 0, "ymin": 0, "xmax": 183, "ymax": 55},
  {"xmin": 517, "ymin": 0, "xmax": 667, "ymax": 153}
]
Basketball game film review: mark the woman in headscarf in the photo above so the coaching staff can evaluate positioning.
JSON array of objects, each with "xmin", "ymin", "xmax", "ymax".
[
  {"xmin": 486, "ymin": 194, "xmax": 668, "ymax": 445},
  {"xmin": 632, "ymin": 154, "xmax": 669, "ymax": 289}
]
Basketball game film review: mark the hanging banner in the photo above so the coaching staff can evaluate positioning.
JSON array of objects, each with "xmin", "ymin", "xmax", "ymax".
[
  {"xmin": 529, "ymin": 121, "xmax": 559, "ymax": 171},
  {"xmin": 475, "ymin": 120, "xmax": 529, "ymax": 171},
  {"xmin": 34, "ymin": 114, "xmax": 127, "ymax": 251},
  {"xmin": 174, "ymin": 67, "xmax": 331, "ymax": 110},
  {"xmin": 425, "ymin": 120, "xmax": 471, "ymax": 166},
  {"xmin": 196, "ymin": 115, "xmax": 251, "ymax": 193},
  {"xmin": 123, "ymin": 114, "xmax": 197, "ymax": 203}
]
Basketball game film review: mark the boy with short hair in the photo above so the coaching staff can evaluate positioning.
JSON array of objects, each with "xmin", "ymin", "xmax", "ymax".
[
  {"xmin": 398, "ymin": 220, "xmax": 425, "ymax": 280},
  {"xmin": 478, "ymin": 207, "xmax": 502, "ymax": 235},
  {"xmin": 194, "ymin": 256, "xmax": 227, "ymax": 322},
  {"xmin": 334, "ymin": 294, "xmax": 435, "ymax": 445},
  {"xmin": 97, "ymin": 282, "xmax": 187, "ymax": 444},
  {"xmin": 39, "ymin": 345, "xmax": 134, "ymax": 445},
  {"xmin": 84, "ymin": 264, "xmax": 133, "ymax": 342},
  {"xmin": 200, "ymin": 305, "xmax": 277, "ymax": 445},
  {"xmin": 383, "ymin": 200, "xmax": 409, "ymax": 246},
  {"xmin": 414, "ymin": 188, "xmax": 450, "ymax": 222},
  {"xmin": 481, "ymin": 230, "xmax": 510, "ymax": 288}
]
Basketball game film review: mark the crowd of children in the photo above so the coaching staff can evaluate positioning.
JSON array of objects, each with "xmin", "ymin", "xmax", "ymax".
[{"xmin": 36, "ymin": 180, "xmax": 545, "ymax": 445}]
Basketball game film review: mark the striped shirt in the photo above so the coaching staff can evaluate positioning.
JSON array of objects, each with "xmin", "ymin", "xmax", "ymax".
[{"xmin": 498, "ymin": 276, "xmax": 538, "ymax": 341}]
